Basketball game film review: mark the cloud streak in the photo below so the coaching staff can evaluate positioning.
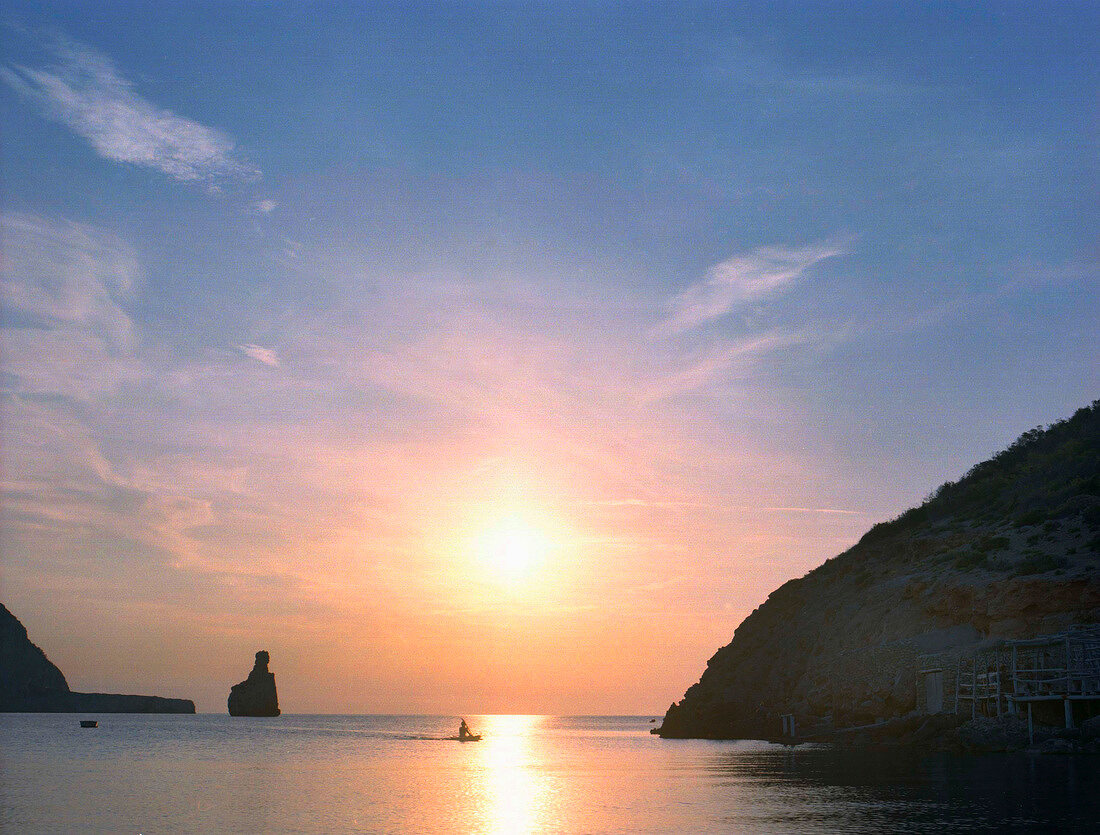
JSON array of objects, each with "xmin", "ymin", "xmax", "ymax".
[
  {"xmin": 238, "ymin": 343, "xmax": 281, "ymax": 367},
  {"xmin": 642, "ymin": 332, "xmax": 806, "ymax": 402},
  {"xmin": 2, "ymin": 38, "xmax": 258, "ymax": 186},
  {"xmin": 656, "ymin": 242, "xmax": 845, "ymax": 337},
  {"xmin": 1, "ymin": 212, "xmax": 145, "ymax": 400}
]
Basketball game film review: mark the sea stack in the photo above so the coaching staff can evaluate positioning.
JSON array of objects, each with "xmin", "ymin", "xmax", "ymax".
[{"xmin": 228, "ymin": 650, "xmax": 281, "ymax": 717}]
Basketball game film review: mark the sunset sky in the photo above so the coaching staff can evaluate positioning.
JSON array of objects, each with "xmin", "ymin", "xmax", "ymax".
[{"xmin": 1, "ymin": 2, "xmax": 1096, "ymax": 713}]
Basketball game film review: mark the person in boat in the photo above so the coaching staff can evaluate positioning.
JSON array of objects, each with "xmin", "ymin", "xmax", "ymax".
[{"xmin": 459, "ymin": 718, "xmax": 473, "ymax": 740}]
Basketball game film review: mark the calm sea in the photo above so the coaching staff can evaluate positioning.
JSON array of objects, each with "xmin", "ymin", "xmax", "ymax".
[{"xmin": 1, "ymin": 713, "xmax": 1097, "ymax": 833}]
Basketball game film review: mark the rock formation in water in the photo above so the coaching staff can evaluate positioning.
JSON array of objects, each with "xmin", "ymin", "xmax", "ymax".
[
  {"xmin": 658, "ymin": 400, "xmax": 1100, "ymax": 740},
  {"xmin": 228, "ymin": 650, "xmax": 281, "ymax": 716},
  {"xmin": 0, "ymin": 602, "xmax": 195, "ymax": 713}
]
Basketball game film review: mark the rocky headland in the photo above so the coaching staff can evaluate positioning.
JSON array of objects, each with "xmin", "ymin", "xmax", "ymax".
[
  {"xmin": 0, "ymin": 602, "xmax": 195, "ymax": 713},
  {"xmin": 657, "ymin": 401, "xmax": 1100, "ymax": 746},
  {"xmin": 228, "ymin": 650, "xmax": 280, "ymax": 716}
]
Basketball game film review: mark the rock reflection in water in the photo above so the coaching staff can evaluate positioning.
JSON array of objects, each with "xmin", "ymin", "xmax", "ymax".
[{"xmin": 700, "ymin": 743, "xmax": 1100, "ymax": 833}]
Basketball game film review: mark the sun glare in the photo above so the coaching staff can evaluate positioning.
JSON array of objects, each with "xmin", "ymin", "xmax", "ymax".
[{"xmin": 476, "ymin": 517, "xmax": 550, "ymax": 583}]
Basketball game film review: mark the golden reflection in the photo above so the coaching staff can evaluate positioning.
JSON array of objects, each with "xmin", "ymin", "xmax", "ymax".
[{"xmin": 477, "ymin": 715, "xmax": 549, "ymax": 834}]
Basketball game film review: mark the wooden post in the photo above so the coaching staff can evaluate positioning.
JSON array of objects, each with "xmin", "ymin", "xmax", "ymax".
[
  {"xmin": 1064, "ymin": 699, "xmax": 1074, "ymax": 730},
  {"xmin": 996, "ymin": 667, "xmax": 1002, "ymax": 717},
  {"xmin": 1066, "ymin": 637, "xmax": 1074, "ymax": 695},
  {"xmin": 1010, "ymin": 645, "xmax": 1018, "ymax": 713},
  {"xmin": 954, "ymin": 658, "xmax": 961, "ymax": 714},
  {"xmin": 1027, "ymin": 702, "xmax": 1034, "ymax": 744},
  {"xmin": 972, "ymin": 658, "xmax": 977, "ymax": 719},
  {"xmin": 1038, "ymin": 645, "xmax": 1045, "ymax": 697}
]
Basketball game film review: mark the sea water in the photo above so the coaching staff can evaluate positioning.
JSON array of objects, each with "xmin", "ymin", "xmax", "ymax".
[{"xmin": 1, "ymin": 714, "xmax": 1097, "ymax": 833}]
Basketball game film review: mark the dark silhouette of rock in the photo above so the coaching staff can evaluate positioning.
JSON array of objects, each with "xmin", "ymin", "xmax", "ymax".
[
  {"xmin": 1, "ymin": 602, "xmax": 195, "ymax": 713},
  {"xmin": 658, "ymin": 400, "xmax": 1100, "ymax": 741},
  {"xmin": 23, "ymin": 690, "xmax": 196, "ymax": 713},
  {"xmin": 228, "ymin": 650, "xmax": 280, "ymax": 716},
  {"xmin": 1, "ymin": 602, "xmax": 69, "ymax": 707}
]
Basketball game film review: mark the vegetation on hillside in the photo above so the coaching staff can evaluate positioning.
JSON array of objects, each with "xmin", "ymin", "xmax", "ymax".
[{"xmin": 862, "ymin": 399, "xmax": 1100, "ymax": 546}]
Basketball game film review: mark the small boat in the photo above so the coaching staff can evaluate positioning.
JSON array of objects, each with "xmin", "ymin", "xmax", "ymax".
[
  {"xmin": 447, "ymin": 734, "xmax": 482, "ymax": 742},
  {"xmin": 80, "ymin": 720, "xmax": 98, "ymax": 728}
]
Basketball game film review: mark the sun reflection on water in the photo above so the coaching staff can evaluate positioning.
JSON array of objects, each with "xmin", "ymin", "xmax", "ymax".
[{"xmin": 476, "ymin": 715, "xmax": 550, "ymax": 834}]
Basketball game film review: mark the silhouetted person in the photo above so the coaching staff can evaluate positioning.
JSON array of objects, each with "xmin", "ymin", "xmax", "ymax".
[{"xmin": 459, "ymin": 718, "xmax": 472, "ymax": 739}]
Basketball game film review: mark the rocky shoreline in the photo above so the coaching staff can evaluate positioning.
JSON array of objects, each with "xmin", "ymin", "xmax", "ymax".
[
  {"xmin": 656, "ymin": 712, "xmax": 1100, "ymax": 755},
  {"xmin": 824, "ymin": 713, "xmax": 1100, "ymax": 755}
]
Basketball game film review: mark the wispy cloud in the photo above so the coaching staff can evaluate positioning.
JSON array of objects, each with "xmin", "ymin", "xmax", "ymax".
[
  {"xmin": 1, "ymin": 211, "xmax": 138, "ymax": 345},
  {"xmin": 642, "ymin": 332, "xmax": 805, "ymax": 402},
  {"xmin": 714, "ymin": 47, "xmax": 934, "ymax": 101},
  {"xmin": 655, "ymin": 242, "xmax": 845, "ymax": 337},
  {"xmin": 1, "ymin": 212, "xmax": 144, "ymax": 399},
  {"xmin": 592, "ymin": 498, "xmax": 862, "ymax": 516},
  {"xmin": 1, "ymin": 38, "xmax": 259, "ymax": 187},
  {"xmin": 237, "ymin": 343, "xmax": 280, "ymax": 367},
  {"xmin": 758, "ymin": 506, "xmax": 863, "ymax": 516}
]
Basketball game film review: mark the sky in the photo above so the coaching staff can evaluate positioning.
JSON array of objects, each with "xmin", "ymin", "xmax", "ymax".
[{"xmin": 1, "ymin": 1, "xmax": 1096, "ymax": 714}]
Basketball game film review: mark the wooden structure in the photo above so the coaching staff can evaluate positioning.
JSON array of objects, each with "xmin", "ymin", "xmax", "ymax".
[
  {"xmin": 779, "ymin": 713, "xmax": 796, "ymax": 738},
  {"xmin": 920, "ymin": 627, "xmax": 1100, "ymax": 740}
]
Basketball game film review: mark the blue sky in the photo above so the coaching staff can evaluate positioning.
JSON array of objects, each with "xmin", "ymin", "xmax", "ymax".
[{"xmin": 1, "ymin": 2, "xmax": 1096, "ymax": 712}]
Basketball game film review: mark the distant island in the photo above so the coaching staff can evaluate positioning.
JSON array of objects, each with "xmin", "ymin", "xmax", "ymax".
[
  {"xmin": 0, "ymin": 602, "xmax": 194, "ymax": 713},
  {"xmin": 657, "ymin": 400, "xmax": 1100, "ymax": 751}
]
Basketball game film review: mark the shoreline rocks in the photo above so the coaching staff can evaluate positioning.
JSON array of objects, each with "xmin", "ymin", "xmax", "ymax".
[{"xmin": 655, "ymin": 712, "xmax": 1100, "ymax": 754}]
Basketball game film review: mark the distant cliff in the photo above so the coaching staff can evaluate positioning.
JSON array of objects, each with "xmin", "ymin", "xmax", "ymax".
[
  {"xmin": 0, "ymin": 603, "xmax": 195, "ymax": 713},
  {"xmin": 659, "ymin": 401, "xmax": 1100, "ymax": 740}
]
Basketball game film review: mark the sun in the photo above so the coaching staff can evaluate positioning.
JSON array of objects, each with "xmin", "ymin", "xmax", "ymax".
[{"xmin": 475, "ymin": 516, "xmax": 550, "ymax": 583}]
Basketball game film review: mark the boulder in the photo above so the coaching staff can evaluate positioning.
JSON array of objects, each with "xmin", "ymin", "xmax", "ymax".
[
  {"xmin": 228, "ymin": 650, "xmax": 280, "ymax": 716},
  {"xmin": 1081, "ymin": 715, "xmax": 1100, "ymax": 741},
  {"xmin": 1031, "ymin": 738, "xmax": 1076, "ymax": 755},
  {"xmin": 957, "ymin": 715, "xmax": 1030, "ymax": 752}
]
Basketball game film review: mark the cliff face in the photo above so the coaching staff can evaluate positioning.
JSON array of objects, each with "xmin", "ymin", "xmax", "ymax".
[
  {"xmin": 659, "ymin": 401, "xmax": 1100, "ymax": 739},
  {"xmin": 1, "ymin": 602, "xmax": 69, "ymax": 708},
  {"xmin": 228, "ymin": 650, "xmax": 280, "ymax": 716},
  {"xmin": 0, "ymin": 602, "xmax": 195, "ymax": 714}
]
